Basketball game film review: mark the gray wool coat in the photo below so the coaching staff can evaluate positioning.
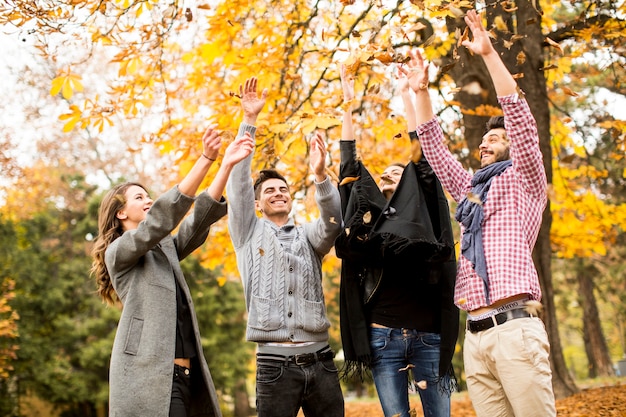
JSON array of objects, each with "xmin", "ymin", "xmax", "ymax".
[{"xmin": 105, "ymin": 186, "xmax": 226, "ymax": 417}]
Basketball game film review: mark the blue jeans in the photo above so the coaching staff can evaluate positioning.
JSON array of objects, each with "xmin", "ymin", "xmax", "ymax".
[
  {"xmin": 255, "ymin": 356, "xmax": 344, "ymax": 417},
  {"xmin": 370, "ymin": 327, "xmax": 450, "ymax": 417}
]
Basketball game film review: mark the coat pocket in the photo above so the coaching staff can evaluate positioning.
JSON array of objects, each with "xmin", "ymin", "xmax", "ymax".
[{"xmin": 124, "ymin": 317, "xmax": 144, "ymax": 355}]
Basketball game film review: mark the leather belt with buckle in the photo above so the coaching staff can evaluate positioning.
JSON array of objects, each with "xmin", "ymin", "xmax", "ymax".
[
  {"xmin": 467, "ymin": 308, "xmax": 533, "ymax": 333},
  {"xmin": 257, "ymin": 349, "xmax": 335, "ymax": 367}
]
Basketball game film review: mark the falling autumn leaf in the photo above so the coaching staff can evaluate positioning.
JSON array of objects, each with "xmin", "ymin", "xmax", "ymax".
[
  {"xmin": 525, "ymin": 300, "xmax": 543, "ymax": 315},
  {"xmin": 562, "ymin": 86, "xmax": 580, "ymax": 97},
  {"xmin": 540, "ymin": 64, "xmax": 559, "ymax": 71},
  {"xmin": 374, "ymin": 50, "xmax": 395, "ymax": 65},
  {"xmin": 406, "ymin": 21, "xmax": 426, "ymax": 33},
  {"xmin": 466, "ymin": 192, "xmax": 482, "ymax": 205},
  {"xmin": 285, "ymin": 73, "xmax": 302, "ymax": 81},
  {"xmin": 458, "ymin": 26, "xmax": 469, "ymax": 47},
  {"xmin": 545, "ymin": 36, "xmax": 564, "ymax": 54},
  {"xmin": 502, "ymin": 1, "xmax": 518, "ymax": 12},
  {"xmin": 493, "ymin": 15, "xmax": 508, "ymax": 32},
  {"xmin": 416, "ymin": 380, "xmax": 428, "ymax": 390},
  {"xmin": 339, "ymin": 176, "xmax": 359, "ymax": 186},
  {"xmin": 367, "ymin": 84, "xmax": 380, "ymax": 95}
]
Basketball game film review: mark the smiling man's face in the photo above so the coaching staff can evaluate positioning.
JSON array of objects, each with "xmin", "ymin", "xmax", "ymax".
[
  {"xmin": 479, "ymin": 128, "xmax": 510, "ymax": 168},
  {"xmin": 255, "ymin": 178, "xmax": 293, "ymax": 219}
]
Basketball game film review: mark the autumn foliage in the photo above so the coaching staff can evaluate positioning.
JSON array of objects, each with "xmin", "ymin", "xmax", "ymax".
[
  {"xmin": 1, "ymin": 0, "xmax": 625, "ymax": 413},
  {"xmin": 340, "ymin": 383, "xmax": 626, "ymax": 417}
]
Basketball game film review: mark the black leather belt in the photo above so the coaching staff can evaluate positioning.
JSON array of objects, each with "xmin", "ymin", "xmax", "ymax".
[
  {"xmin": 467, "ymin": 308, "xmax": 533, "ymax": 333},
  {"xmin": 257, "ymin": 349, "xmax": 335, "ymax": 367}
]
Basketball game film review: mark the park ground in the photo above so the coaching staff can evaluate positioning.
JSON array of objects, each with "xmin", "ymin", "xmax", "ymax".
[{"xmin": 339, "ymin": 379, "xmax": 626, "ymax": 417}]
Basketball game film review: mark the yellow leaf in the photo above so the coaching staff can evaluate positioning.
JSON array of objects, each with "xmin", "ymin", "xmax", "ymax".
[
  {"xmin": 314, "ymin": 115, "xmax": 340, "ymax": 130},
  {"xmin": 273, "ymin": 123, "xmax": 291, "ymax": 134},
  {"xmin": 494, "ymin": 16, "xmax": 508, "ymax": 32},
  {"xmin": 58, "ymin": 105, "xmax": 82, "ymax": 132},
  {"xmin": 301, "ymin": 119, "xmax": 317, "ymax": 136},
  {"xmin": 62, "ymin": 81, "xmax": 73, "ymax": 100},
  {"xmin": 50, "ymin": 76, "xmax": 64, "ymax": 97},
  {"xmin": 339, "ymin": 176, "xmax": 359, "ymax": 186},
  {"xmin": 274, "ymin": 137, "xmax": 285, "ymax": 156},
  {"xmin": 50, "ymin": 72, "xmax": 83, "ymax": 99}
]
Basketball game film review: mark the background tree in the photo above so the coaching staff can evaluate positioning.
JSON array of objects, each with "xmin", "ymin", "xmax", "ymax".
[{"xmin": 545, "ymin": 0, "xmax": 626, "ymax": 382}]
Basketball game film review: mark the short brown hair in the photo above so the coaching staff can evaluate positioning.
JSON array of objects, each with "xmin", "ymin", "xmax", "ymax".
[{"xmin": 253, "ymin": 169, "xmax": 289, "ymax": 199}]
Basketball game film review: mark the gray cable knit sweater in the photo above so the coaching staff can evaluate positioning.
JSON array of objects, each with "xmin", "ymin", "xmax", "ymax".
[{"xmin": 226, "ymin": 123, "xmax": 342, "ymax": 343}]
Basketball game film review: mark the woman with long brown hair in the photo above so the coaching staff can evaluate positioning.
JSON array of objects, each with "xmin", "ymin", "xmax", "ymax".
[{"xmin": 91, "ymin": 126, "xmax": 254, "ymax": 417}]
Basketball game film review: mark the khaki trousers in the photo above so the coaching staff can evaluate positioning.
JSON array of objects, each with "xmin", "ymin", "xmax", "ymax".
[{"xmin": 463, "ymin": 317, "xmax": 556, "ymax": 417}]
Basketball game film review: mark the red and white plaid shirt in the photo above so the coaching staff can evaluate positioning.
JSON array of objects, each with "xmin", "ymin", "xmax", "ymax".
[{"xmin": 417, "ymin": 94, "xmax": 547, "ymax": 312}]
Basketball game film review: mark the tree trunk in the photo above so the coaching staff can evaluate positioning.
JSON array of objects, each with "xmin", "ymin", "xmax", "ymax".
[
  {"xmin": 534, "ymin": 209, "xmax": 577, "ymax": 398},
  {"xmin": 444, "ymin": 0, "xmax": 579, "ymax": 398},
  {"xmin": 577, "ymin": 259, "xmax": 616, "ymax": 378},
  {"xmin": 233, "ymin": 377, "xmax": 253, "ymax": 417}
]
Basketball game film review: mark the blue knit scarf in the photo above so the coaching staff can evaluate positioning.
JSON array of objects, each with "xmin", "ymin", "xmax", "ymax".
[{"xmin": 455, "ymin": 160, "xmax": 512, "ymax": 304}]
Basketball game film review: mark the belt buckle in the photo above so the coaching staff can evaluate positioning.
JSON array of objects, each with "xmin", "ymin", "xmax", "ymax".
[{"xmin": 294, "ymin": 353, "xmax": 314, "ymax": 366}]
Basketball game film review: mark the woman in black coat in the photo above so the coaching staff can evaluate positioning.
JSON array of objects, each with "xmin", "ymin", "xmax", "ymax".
[{"xmin": 336, "ymin": 65, "xmax": 459, "ymax": 417}]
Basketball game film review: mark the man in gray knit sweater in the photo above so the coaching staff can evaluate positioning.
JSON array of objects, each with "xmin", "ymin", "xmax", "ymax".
[{"xmin": 226, "ymin": 77, "xmax": 344, "ymax": 417}]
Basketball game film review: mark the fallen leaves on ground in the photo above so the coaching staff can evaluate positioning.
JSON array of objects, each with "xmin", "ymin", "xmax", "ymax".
[{"xmin": 342, "ymin": 382, "xmax": 626, "ymax": 417}]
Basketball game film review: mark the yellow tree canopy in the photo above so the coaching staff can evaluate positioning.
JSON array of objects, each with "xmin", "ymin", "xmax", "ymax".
[{"xmin": 1, "ymin": 0, "xmax": 625, "ymax": 274}]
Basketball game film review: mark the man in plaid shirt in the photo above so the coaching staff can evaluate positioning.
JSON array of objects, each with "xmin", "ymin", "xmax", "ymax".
[{"xmin": 399, "ymin": 9, "xmax": 556, "ymax": 417}]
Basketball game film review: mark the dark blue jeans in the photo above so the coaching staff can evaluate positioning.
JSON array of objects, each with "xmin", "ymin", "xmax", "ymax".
[
  {"xmin": 370, "ymin": 327, "xmax": 450, "ymax": 417},
  {"xmin": 255, "ymin": 356, "xmax": 344, "ymax": 417}
]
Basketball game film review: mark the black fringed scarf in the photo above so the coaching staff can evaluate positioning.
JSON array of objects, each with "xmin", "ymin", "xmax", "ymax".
[{"xmin": 335, "ymin": 140, "xmax": 459, "ymax": 388}]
